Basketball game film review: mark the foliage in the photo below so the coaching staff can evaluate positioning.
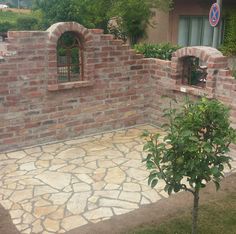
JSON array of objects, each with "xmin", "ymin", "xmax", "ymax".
[
  {"xmin": 107, "ymin": 17, "xmax": 128, "ymax": 42},
  {"xmin": 0, "ymin": 10, "xmax": 41, "ymax": 31},
  {"xmin": 16, "ymin": 16, "xmax": 38, "ymax": 30},
  {"xmin": 0, "ymin": 21, "xmax": 15, "ymax": 32},
  {"xmin": 220, "ymin": 9, "xmax": 236, "ymax": 56},
  {"xmin": 142, "ymin": 97, "xmax": 236, "ymax": 233},
  {"xmin": 134, "ymin": 43, "xmax": 180, "ymax": 60},
  {"xmin": 33, "ymin": 0, "xmax": 173, "ymax": 43}
]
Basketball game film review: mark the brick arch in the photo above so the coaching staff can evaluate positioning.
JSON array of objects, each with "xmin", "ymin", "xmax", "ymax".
[
  {"xmin": 46, "ymin": 22, "xmax": 94, "ymax": 86},
  {"xmin": 172, "ymin": 46, "xmax": 224, "ymax": 64},
  {"xmin": 47, "ymin": 22, "xmax": 93, "ymax": 45},
  {"xmin": 170, "ymin": 46, "xmax": 228, "ymax": 94}
]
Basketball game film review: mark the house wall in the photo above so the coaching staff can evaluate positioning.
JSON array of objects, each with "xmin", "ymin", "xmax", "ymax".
[
  {"xmin": 0, "ymin": 22, "xmax": 236, "ymax": 154},
  {"xmin": 168, "ymin": 0, "xmax": 212, "ymax": 44},
  {"xmin": 145, "ymin": 9, "xmax": 169, "ymax": 43}
]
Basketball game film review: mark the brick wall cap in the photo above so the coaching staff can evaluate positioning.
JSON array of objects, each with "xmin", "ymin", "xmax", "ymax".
[
  {"xmin": 174, "ymin": 46, "xmax": 223, "ymax": 62},
  {"xmin": 47, "ymin": 22, "xmax": 92, "ymax": 42}
]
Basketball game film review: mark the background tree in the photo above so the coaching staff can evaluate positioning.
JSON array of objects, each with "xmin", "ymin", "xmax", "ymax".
[
  {"xmin": 142, "ymin": 97, "xmax": 236, "ymax": 234},
  {"xmin": 33, "ymin": 0, "xmax": 172, "ymax": 44}
]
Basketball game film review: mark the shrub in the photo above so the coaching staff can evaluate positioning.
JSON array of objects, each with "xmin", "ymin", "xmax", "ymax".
[
  {"xmin": 142, "ymin": 97, "xmax": 236, "ymax": 234},
  {"xmin": 0, "ymin": 21, "xmax": 16, "ymax": 32},
  {"xmin": 134, "ymin": 43, "xmax": 180, "ymax": 60},
  {"xmin": 220, "ymin": 9, "xmax": 236, "ymax": 56},
  {"xmin": 16, "ymin": 16, "xmax": 39, "ymax": 30}
]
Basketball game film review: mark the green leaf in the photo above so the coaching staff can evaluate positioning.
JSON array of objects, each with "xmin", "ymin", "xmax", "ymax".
[
  {"xmin": 214, "ymin": 180, "xmax": 220, "ymax": 190},
  {"xmin": 151, "ymin": 179, "xmax": 158, "ymax": 188}
]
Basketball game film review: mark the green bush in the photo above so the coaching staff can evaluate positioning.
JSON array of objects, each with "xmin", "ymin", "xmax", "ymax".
[
  {"xmin": 16, "ymin": 16, "xmax": 39, "ymax": 30},
  {"xmin": 0, "ymin": 21, "xmax": 16, "ymax": 32},
  {"xmin": 220, "ymin": 9, "xmax": 236, "ymax": 56},
  {"xmin": 134, "ymin": 43, "xmax": 180, "ymax": 60}
]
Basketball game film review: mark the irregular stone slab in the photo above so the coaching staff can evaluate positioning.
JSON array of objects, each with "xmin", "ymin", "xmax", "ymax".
[
  {"xmin": 22, "ymin": 213, "xmax": 35, "ymax": 224},
  {"xmin": 10, "ymin": 210, "xmax": 24, "ymax": 219},
  {"xmin": 61, "ymin": 215, "xmax": 88, "ymax": 231},
  {"xmin": 34, "ymin": 185, "xmax": 58, "ymax": 197},
  {"xmin": 42, "ymin": 143, "xmax": 65, "ymax": 153},
  {"xmin": 142, "ymin": 190, "xmax": 162, "ymax": 203},
  {"xmin": 7, "ymin": 151, "xmax": 26, "ymax": 159},
  {"xmin": 98, "ymin": 160, "xmax": 116, "ymax": 168},
  {"xmin": 57, "ymin": 148, "xmax": 86, "ymax": 160},
  {"xmin": 92, "ymin": 181, "xmax": 106, "ymax": 191},
  {"xmin": 2, "ymin": 164, "xmax": 18, "ymax": 174},
  {"xmin": 25, "ymin": 147, "xmax": 41, "ymax": 154},
  {"xmin": 34, "ymin": 199, "xmax": 51, "ymax": 207},
  {"xmin": 104, "ymin": 167, "xmax": 126, "ymax": 184},
  {"xmin": 99, "ymin": 198, "xmax": 139, "ymax": 209},
  {"xmin": 0, "ymin": 153, "xmax": 8, "ymax": 160},
  {"xmin": 49, "ymin": 207, "xmax": 65, "ymax": 219},
  {"xmin": 104, "ymin": 184, "xmax": 120, "ymax": 190},
  {"xmin": 141, "ymin": 196, "xmax": 151, "ymax": 205},
  {"xmin": 67, "ymin": 192, "xmax": 91, "ymax": 214},
  {"xmin": 123, "ymin": 159, "xmax": 142, "ymax": 168},
  {"xmin": 10, "ymin": 189, "xmax": 33, "ymax": 202},
  {"xmin": 126, "ymin": 151, "xmax": 142, "ymax": 159},
  {"xmin": 119, "ymin": 191, "xmax": 141, "ymax": 203},
  {"xmin": 17, "ymin": 156, "xmax": 36, "ymax": 164},
  {"xmin": 49, "ymin": 192, "xmax": 71, "ymax": 205},
  {"xmin": 73, "ymin": 167, "xmax": 93, "ymax": 174},
  {"xmin": 32, "ymin": 219, "xmax": 43, "ymax": 233},
  {"xmin": 75, "ymin": 174, "xmax": 94, "ymax": 184},
  {"xmin": 73, "ymin": 183, "xmax": 91, "ymax": 192},
  {"xmin": 123, "ymin": 183, "xmax": 141, "ymax": 192},
  {"xmin": 20, "ymin": 162, "xmax": 36, "ymax": 171},
  {"xmin": 113, "ymin": 208, "xmax": 131, "ymax": 215},
  {"xmin": 35, "ymin": 160, "xmax": 50, "ymax": 168},
  {"xmin": 35, "ymin": 171, "xmax": 71, "ymax": 190},
  {"xmin": 94, "ymin": 190, "xmax": 120, "ymax": 199},
  {"xmin": 20, "ymin": 178, "xmax": 44, "ymax": 186},
  {"xmin": 34, "ymin": 206, "xmax": 58, "ymax": 218},
  {"xmin": 84, "ymin": 207, "xmax": 113, "ymax": 220},
  {"xmin": 65, "ymin": 137, "xmax": 95, "ymax": 145},
  {"xmin": 126, "ymin": 168, "xmax": 148, "ymax": 181},
  {"xmin": 0, "ymin": 200, "xmax": 13, "ymax": 209},
  {"xmin": 44, "ymin": 218, "xmax": 60, "ymax": 232}
]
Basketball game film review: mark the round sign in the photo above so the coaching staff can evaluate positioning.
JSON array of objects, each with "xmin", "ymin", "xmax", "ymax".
[{"xmin": 209, "ymin": 3, "xmax": 221, "ymax": 27}]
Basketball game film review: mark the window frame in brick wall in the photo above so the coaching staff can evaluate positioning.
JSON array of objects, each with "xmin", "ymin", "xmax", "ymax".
[
  {"xmin": 47, "ymin": 23, "xmax": 96, "ymax": 92},
  {"xmin": 57, "ymin": 31, "xmax": 84, "ymax": 83},
  {"xmin": 182, "ymin": 56, "xmax": 207, "ymax": 88}
]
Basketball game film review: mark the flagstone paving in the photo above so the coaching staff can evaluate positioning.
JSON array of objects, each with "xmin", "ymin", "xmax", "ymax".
[{"xmin": 0, "ymin": 124, "xmax": 235, "ymax": 234}]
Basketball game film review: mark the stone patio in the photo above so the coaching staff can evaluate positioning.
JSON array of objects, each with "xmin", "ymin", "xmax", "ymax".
[{"xmin": 0, "ymin": 124, "xmax": 235, "ymax": 234}]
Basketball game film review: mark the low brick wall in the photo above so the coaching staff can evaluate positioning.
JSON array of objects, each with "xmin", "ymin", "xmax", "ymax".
[{"xmin": 0, "ymin": 22, "xmax": 235, "ymax": 152}]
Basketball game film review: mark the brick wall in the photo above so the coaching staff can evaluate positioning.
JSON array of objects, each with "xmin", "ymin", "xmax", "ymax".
[
  {"xmin": 0, "ymin": 22, "xmax": 235, "ymax": 152},
  {"xmin": 0, "ymin": 22, "xmax": 150, "ymax": 152}
]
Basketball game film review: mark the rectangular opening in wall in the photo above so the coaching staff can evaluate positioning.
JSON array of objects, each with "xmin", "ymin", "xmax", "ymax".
[{"xmin": 182, "ymin": 57, "xmax": 207, "ymax": 88}]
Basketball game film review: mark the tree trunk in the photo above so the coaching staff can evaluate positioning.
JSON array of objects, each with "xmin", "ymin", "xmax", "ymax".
[{"xmin": 192, "ymin": 189, "xmax": 199, "ymax": 234}]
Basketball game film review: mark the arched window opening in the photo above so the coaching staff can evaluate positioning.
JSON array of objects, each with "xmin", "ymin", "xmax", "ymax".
[
  {"xmin": 57, "ymin": 31, "xmax": 83, "ymax": 83},
  {"xmin": 182, "ymin": 56, "xmax": 207, "ymax": 88}
]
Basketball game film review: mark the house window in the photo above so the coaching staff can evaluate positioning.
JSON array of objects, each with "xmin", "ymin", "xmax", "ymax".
[
  {"xmin": 178, "ymin": 16, "xmax": 224, "ymax": 47},
  {"xmin": 57, "ymin": 31, "xmax": 84, "ymax": 83}
]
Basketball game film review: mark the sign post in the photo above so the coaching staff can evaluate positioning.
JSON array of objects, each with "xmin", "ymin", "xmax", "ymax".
[{"xmin": 209, "ymin": 0, "xmax": 222, "ymax": 48}]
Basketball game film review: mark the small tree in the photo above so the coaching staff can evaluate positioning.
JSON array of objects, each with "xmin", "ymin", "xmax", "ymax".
[{"xmin": 142, "ymin": 97, "xmax": 236, "ymax": 234}]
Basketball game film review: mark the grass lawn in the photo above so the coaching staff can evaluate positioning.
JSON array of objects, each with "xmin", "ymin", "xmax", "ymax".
[
  {"xmin": 0, "ymin": 10, "xmax": 32, "ymax": 23},
  {"xmin": 127, "ymin": 193, "xmax": 236, "ymax": 234}
]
